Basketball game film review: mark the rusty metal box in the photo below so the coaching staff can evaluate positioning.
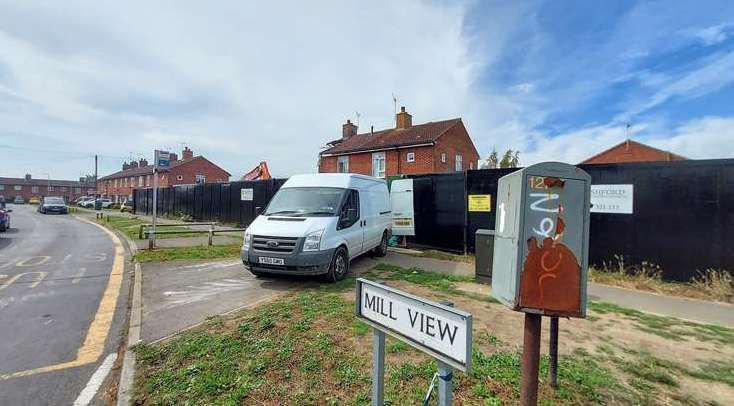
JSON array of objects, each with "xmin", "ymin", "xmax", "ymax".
[{"xmin": 491, "ymin": 162, "xmax": 591, "ymax": 318}]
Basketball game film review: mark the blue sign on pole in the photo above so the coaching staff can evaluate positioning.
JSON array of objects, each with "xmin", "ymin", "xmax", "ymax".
[{"xmin": 155, "ymin": 150, "xmax": 171, "ymax": 168}]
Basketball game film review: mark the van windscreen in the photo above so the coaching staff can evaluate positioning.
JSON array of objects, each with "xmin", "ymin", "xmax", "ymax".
[{"xmin": 265, "ymin": 187, "xmax": 345, "ymax": 217}]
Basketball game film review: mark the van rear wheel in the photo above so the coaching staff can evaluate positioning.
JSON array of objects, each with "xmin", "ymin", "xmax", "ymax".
[{"xmin": 326, "ymin": 247, "xmax": 349, "ymax": 282}]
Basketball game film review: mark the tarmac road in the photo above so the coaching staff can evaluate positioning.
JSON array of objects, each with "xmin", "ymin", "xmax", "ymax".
[{"xmin": 0, "ymin": 204, "xmax": 128, "ymax": 406}]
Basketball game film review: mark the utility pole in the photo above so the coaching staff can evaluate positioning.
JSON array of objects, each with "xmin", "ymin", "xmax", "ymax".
[{"xmin": 94, "ymin": 155, "xmax": 98, "ymax": 199}]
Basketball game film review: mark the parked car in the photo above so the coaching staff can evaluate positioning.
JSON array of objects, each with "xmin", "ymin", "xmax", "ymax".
[
  {"xmin": 241, "ymin": 173, "xmax": 391, "ymax": 282},
  {"xmin": 79, "ymin": 197, "xmax": 96, "ymax": 208},
  {"xmin": 0, "ymin": 207, "xmax": 10, "ymax": 232},
  {"xmin": 13, "ymin": 196, "xmax": 25, "ymax": 204},
  {"xmin": 28, "ymin": 196, "xmax": 41, "ymax": 205},
  {"xmin": 120, "ymin": 198, "xmax": 134, "ymax": 213},
  {"xmin": 38, "ymin": 196, "xmax": 68, "ymax": 214},
  {"xmin": 0, "ymin": 196, "xmax": 5, "ymax": 210},
  {"xmin": 95, "ymin": 198, "xmax": 113, "ymax": 209}
]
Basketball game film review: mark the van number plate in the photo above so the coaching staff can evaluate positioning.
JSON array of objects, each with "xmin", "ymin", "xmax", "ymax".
[{"xmin": 259, "ymin": 257, "xmax": 284, "ymax": 265}]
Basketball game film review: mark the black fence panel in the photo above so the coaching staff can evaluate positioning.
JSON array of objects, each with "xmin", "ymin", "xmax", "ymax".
[
  {"xmin": 408, "ymin": 173, "xmax": 466, "ymax": 253},
  {"xmin": 465, "ymin": 168, "xmax": 520, "ymax": 252},
  {"xmin": 133, "ymin": 179, "xmax": 286, "ymax": 226}
]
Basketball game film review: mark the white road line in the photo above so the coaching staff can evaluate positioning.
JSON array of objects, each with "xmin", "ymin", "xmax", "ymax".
[{"xmin": 73, "ymin": 352, "xmax": 117, "ymax": 406}]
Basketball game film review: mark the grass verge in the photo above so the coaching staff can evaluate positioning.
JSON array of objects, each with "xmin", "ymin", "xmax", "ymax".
[
  {"xmin": 97, "ymin": 214, "xmax": 205, "ymax": 240},
  {"xmin": 134, "ymin": 245, "xmax": 241, "ymax": 263},
  {"xmin": 134, "ymin": 289, "xmax": 624, "ymax": 405}
]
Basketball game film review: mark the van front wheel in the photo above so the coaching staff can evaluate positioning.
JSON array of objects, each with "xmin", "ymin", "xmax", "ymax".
[
  {"xmin": 374, "ymin": 231, "xmax": 388, "ymax": 257},
  {"xmin": 326, "ymin": 247, "xmax": 349, "ymax": 282}
]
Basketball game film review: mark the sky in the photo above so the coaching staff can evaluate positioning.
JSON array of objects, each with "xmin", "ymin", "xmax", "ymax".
[{"xmin": 1, "ymin": 0, "xmax": 733, "ymax": 180}]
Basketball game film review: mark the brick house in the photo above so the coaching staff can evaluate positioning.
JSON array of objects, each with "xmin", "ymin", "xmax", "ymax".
[
  {"xmin": 319, "ymin": 107, "xmax": 480, "ymax": 177},
  {"xmin": 97, "ymin": 147, "xmax": 231, "ymax": 202},
  {"xmin": 0, "ymin": 174, "xmax": 95, "ymax": 202},
  {"xmin": 581, "ymin": 139, "xmax": 687, "ymax": 164}
]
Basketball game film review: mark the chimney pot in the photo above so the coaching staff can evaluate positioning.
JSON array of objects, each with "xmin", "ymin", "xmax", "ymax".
[
  {"xmin": 25, "ymin": 173, "xmax": 32, "ymax": 181},
  {"xmin": 342, "ymin": 119, "xmax": 358, "ymax": 138},
  {"xmin": 396, "ymin": 106, "xmax": 412, "ymax": 129},
  {"xmin": 182, "ymin": 147, "xmax": 194, "ymax": 160}
]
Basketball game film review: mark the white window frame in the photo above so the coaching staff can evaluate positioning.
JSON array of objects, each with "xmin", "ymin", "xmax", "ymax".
[
  {"xmin": 441, "ymin": 152, "xmax": 447, "ymax": 163},
  {"xmin": 406, "ymin": 152, "xmax": 415, "ymax": 163},
  {"xmin": 195, "ymin": 174, "xmax": 206, "ymax": 184},
  {"xmin": 138, "ymin": 176, "xmax": 144, "ymax": 187},
  {"xmin": 372, "ymin": 152, "xmax": 386, "ymax": 178},
  {"xmin": 31, "ymin": 186, "xmax": 39, "ymax": 193},
  {"xmin": 14, "ymin": 185, "xmax": 22, "ymax": 191},
  {"xmin": 48, "ymin": 185, "xmax": 54, "ymax": 192},
  {"xmin": 337, "ymin": 156, "xmax": 349, "ymax": 173},
  {"xmin": 455, "ymin": 154, "xmax": 463, "ymax": 172}
]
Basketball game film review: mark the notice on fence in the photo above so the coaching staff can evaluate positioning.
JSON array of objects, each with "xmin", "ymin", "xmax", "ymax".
[
  {"xmin": 356, "ymin": 279, "xmax": 472, "ymax": 371},
  {"xmin": 468, "ymin": 194, "xmax": 491, "ymax": 212},
  {"xmin": 240, "ymin": 188, "xmax": 253, "ymax": 201},
  {"xmin": 590, "ymin": 184, "xmax": 633, "ymax": 214}
]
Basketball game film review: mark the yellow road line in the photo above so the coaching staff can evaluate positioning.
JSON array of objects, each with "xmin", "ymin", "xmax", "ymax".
[{"xmin": 0, "ymin": 216, "xmax": 125, "ymax": 380}]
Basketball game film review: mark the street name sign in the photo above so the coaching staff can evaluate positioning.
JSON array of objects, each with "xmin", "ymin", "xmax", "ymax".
[{"xmin": 355, "ymin": 278, "xmax": 472, "ymax": 372}]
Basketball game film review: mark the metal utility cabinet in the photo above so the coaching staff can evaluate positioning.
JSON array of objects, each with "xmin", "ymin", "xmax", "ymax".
[
  {"xmin": 491, "ymin": 162, "xmax": 591, "ymax": 318},
  {"xmin": 474, "ymin": 229, "xmax": 495, "ymax": 281}
]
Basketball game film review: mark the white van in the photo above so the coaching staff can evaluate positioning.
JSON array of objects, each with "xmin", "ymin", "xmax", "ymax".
[{"xmin": 241, "ymin": 173, "xmax": 391, "ymax": 281}]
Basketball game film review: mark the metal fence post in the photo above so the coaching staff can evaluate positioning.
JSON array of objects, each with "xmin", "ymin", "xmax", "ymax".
[
  {"xmin": 372, "ymin": 329, "xmax": 385, "ymax": 406},
  {"xmin": 521, "ymin": 313, "xmax": 542, "ymax": 406},
  {"xmin": 549, "ymin": 316, "xmax": 559, "ymax": 389},
  {"xmin": 437, "ymin": 361, "xmax": 453, "ymax": 406}
]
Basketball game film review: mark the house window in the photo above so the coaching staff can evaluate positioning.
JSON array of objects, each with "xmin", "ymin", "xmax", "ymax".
[
  {"xmin": 176, "ymin": 175, "xmax": 184, "ymax": 181},
  {"xmin": 32, "ymin": 186, "xmax": 39, "ymax": 193},
  {"xmin": 138, "ymin": 176, "xmax": 144, "ymax": 187},
  {"xmin": 441, "ymin": 153, "xmax": 447, "ymax": 163},
  {"xmin": 406, "ymin": 152, "xmax": 415, "ymax": 163},
  {"xmin": 60, "ymin": 186, "xmax": 67, "ymax": 192},
  {"xmin": 14, "ymin": 185, "xmax": 22, "ymax": 191},
  {"xmin": 48, "ymin": 185, "xmax": 54, "ymax": 191},
  {"xmin": 337, "ymin": 156, "xmax": 349, "ymax": 173},
  {"xmin": 372, "ymin": 152, "xmax": 386, "ymax": 178},
  {"xmin": 146, "ymin": 175, "xmax": 151, "ymax": 186},
  {"xmin": 455, "ymin": 154, "xmax": 463, "ymax": 172},
  {"xmin": 0, "ymin": 185, "xmax": 4, "ymax": 190},
  {"xmin": 75, "ymin": 187, "xmax": 81, "ymax": 193},
  {"xmin": 195, "ymin": 175, "xmax": 206, "ymax": 184}
]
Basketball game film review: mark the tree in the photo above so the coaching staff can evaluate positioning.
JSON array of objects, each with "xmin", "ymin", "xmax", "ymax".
[
  {"xmin": 499, "ymin": 149, "xmax": 520, "ymax": 168},
  {"xmin": 482, "ymin": 148, "xmax": 499, "ymax": 169}
]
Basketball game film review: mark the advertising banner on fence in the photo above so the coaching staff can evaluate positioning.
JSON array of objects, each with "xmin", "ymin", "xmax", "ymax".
[{"xmin": 590, "ymin": 184, "xmax": 633, "ymax": 214}]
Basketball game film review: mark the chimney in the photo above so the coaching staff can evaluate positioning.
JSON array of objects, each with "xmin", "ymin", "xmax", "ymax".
[
  {"xmin": 139, "ymin": 158, "xmax": 148, "ymax": 167},
  {"xmin": 122, "ymin": 162, "xmax": 131, "ymax": 170},
  {"xmin": 396, "ymin": 106, "xmax": 412, "ymax": 129},
  {"xmin": 182, "ymin": 146, "xmax": 194, "ymax": 160},
  {"xmin": 25, "ymin": 173, "xmax": 31, "ymax": 181},
  {"xmin": 130, "ymin": 160, "xmax": 139, "ymax": 169},
  {"xmin": 170, "ymin": 153, "xmax": 178, "ymax": 162},
  {"xmin": 342, "ymin": 119, "xmax": 357, "ymax": 138}
]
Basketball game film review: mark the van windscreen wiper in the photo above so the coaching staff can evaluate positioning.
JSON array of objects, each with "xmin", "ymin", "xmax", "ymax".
[
  {"xmin": 295, "ymin": 211, "xmax": 335, "ymax": 216},
  {"xmin": 266, "ymin": 210, "xmax": 301, "ymax": 216}
]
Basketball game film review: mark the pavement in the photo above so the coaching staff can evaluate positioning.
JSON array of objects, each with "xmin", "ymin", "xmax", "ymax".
[
  {"xmin": 0, "ymin": 204, "xmax": 129, "ymax": 406},
  {"xmin": 140, "ymin": 259, "xmax": 299, "ymax": 343},
  {"xmin": 380, "ymin": 250, "xmax": 734, "ymax": 328}
]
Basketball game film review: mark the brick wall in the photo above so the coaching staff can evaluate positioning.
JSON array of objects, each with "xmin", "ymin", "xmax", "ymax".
[
  {"xmin": 433, "ymin": 122, "xmax": 480, "ymax": 172},
  {"xmin": 169, "ymin": 157, "xmax": 230, "ymax": 185}
]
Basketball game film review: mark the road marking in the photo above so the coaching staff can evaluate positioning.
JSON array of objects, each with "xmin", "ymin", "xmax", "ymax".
[
  {"xmin": 61, "ymin": 254, "xmax": 72, "ymax": 264},
  {"xmin": 72, "ymin": 268, "xmax": 87, "ymax": 284},
  {"xmin": 0, "ymin": 272, "xmax": 48, "ymax": 291},
  {"xmin": 16, "ymin": 256, "xmax": 51, "ymax": 267},
  {"xmin": 73, "ymin": 353, "xmax": 117, "ymax": 406},
  {"xmin": 0, "ymin": 217, "xmax": 124, "ymax": 380}
]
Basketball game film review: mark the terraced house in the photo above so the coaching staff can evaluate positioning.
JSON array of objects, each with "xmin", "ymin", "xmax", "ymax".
[
  {"xmin": 97, "ymin": 147, "xmax": 230, "ymax": 203},
  {"xmin": 319, "ymin": 106, "xmax": 480, "ymax": 177},
  {"xmin": 0, "ymin": 174, "xmax": 95, "ymax": 202}
]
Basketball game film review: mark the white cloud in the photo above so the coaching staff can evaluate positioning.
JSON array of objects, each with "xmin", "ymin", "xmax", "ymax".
[{"xmin": 689, "ymin": 23, "xmax": 732, "ymax": 46}]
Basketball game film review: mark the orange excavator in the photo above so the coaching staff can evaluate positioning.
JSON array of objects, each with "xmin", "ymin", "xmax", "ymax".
[{"xmin": 241, "ymin": 161, "xmax": 272, "ymax": 181}]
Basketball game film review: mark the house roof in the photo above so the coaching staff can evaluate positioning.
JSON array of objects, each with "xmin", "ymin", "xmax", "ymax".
[
  {"xmin": 581, "ymin": 139, "xmax": 687, "ymax": 164},
  {"xmin": 0, "ymin": 177, "xmax": 90, "ymax": 187},
  {"xmin": 320, "ymin": 118, "xmax": 463, "ymax": 156},
  {"xmin": 99, "ymin": 156, "xmax": 230, "ymax": 181}
]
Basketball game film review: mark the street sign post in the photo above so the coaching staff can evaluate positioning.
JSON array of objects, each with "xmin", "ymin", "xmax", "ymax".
[
  {"xmin": 491, "ymin": 162, "xmax": 591, "ymax": 405},
  {"xmin": 356, "ymin": 278, "xmax": 472, "ymax": 406},
  {"xmin": 150, "ymin": 150, "xmax": 171, "ymax": 249}
]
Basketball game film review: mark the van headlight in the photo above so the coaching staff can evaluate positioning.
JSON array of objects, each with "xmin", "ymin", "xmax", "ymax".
[
  {"xmin": 303, "ymin": 229, "xmax": 324, "ymax": 252},
  {"xmin": 243, "ymin": 229, "xmax": 252, "ymax": 250}
]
